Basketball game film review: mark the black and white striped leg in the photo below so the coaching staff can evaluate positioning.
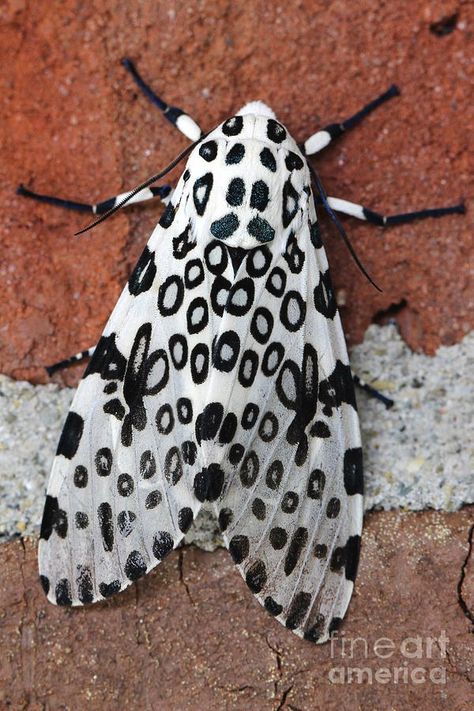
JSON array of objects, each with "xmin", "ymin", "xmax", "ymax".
[
  {"xmin": 324, "ymin": 196, "xmax": 465, "ymax": 225},
  {"xmin": 353, "ymin": 375, "xmax": 394, "ymax": 409},
  {"xmin": 304, "ymin": 85, "xmax": 400, "ymax": 156},
  {"xmin": 45, "ymin": 347, "xmax": 96, "ymax": 377},
  {"xmin": 17, "ymin": 184, "xmax": 171, "ymax": 214},
  {"xmin": 122, "ymin": 58, "xmax": 203, "ymax": 141}
]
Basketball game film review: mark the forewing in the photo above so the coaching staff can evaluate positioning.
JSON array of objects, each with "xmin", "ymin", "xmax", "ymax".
[
  {"xmin": 39, "ymin": 188, "xmax": 211, "ymax": 605},
  {"xmin": 212, "ymin": 215, "xmax": 363, "ymax": 643}
]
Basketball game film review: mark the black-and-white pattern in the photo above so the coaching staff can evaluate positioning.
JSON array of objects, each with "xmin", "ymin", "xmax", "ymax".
[
  {"xmin": 39, "ymin": 106, "xmax": 361, "ymax": 644},
  {"xmin": 38, "ymin": 81, "xmax": 463, "ymax": 644}
]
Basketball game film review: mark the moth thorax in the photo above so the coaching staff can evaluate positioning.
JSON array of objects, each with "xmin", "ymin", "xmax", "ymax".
[{"xmin": 237, "ymin": 101, "xmax": 276, "ymax": 119}]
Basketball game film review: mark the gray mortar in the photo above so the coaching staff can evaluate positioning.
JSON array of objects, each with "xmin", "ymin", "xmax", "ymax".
[{"xmin": 0, "ymin": 325, "xmax": 472, "ymax": 548}]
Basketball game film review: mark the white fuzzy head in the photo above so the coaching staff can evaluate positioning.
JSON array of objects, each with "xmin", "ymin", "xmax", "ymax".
[{"xmin": 237, "ymin": 101, "xmax": 276, "ymax": 119}]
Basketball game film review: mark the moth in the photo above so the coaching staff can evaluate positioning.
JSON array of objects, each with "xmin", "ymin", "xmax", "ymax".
[{"xmin": 24, "ymin": 59, "xmax": 463, "ymax": 643}]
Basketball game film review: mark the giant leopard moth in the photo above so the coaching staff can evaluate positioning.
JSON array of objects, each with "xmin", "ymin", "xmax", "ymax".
[{"xmin": 26, "ymin": 58, "xmax": 464, "ymax": 644}]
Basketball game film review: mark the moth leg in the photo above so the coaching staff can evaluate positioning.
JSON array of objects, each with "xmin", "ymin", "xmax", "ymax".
[
  {"xmin": 322, "ymin": 196, "xmax": 465, "ymax": 225},
  {"xmin": 45, "ymin": 347, "xmax": 96, "ymax": 377},
  {"xmin": 122, "ymin": 57, "xmax": 203, "ymax": 141},
  {"xmin": 353, "ymin": 374, "xmax": 394, "ymax": 409},
  {"xmin": 17, "ymin": 183, "xmax": 171, "ymax": 214},
  {"xmin": 304, "ymin": 85, "xmax": 400, "ymax": 156}
]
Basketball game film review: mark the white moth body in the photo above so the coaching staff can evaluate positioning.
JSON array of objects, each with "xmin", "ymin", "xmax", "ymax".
[{"xmin": 39, "ymin": 103, "xmax": 363, "ymax": 643}]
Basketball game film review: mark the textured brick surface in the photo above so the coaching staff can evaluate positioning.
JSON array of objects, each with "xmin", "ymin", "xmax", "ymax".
[
  {"xmin": 0, "ymin": 510, "xmax": 472, "ymax": 710},
  {"xmin": 0, "ymin": 1, "xmax": 472, "ymax": 387}
]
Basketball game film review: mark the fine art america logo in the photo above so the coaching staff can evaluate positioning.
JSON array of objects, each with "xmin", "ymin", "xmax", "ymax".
[{"xmin": 328, "ymin": 631, "xmax": 449, "ymax": 685}]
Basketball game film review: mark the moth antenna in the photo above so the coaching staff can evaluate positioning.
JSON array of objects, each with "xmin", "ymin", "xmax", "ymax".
[
  {"xmin": 75, "ymin": 135, "xmax": 208, "ymax": 236},
  {"xmin": 308, "ymin": 163, "xmax": 382, "ymax": 293}
]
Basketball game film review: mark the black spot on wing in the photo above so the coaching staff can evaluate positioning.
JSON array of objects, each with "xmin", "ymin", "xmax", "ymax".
[
  {"xmin": 77, "ymin": 566, "xmax": 94, "ymax": 604},
  {"xmin": 222, "ymin": 115, "xmax": 243, "ymax": 136},
  {"xmin": 307, "ymin": 469, "xmax": 325, "ymax": 499},
  {"xmin": 205, "ymin": 240, "xmax": 228, "ymax": 275},
  {"xmin": 314, "ymin": 269, "xmax": 337, "ymax": 319},
  {"xmin": 279, "ymin": 291, "xmax": 306, "ymax": 332},
  {"xmin": 39, "ymin": 575, "xmax": 50, "ymax": 595},
  {"xmin": 169, "ymin": 334, "xmax": 188, "ymax": 370},
  {"xmin": 181, "ymin": 440, "xmax": 197, "ymax": 465},
  {"xmin": 193, "ymin": 463, "xmax": 225, "ymax": 502},
  {"xmin": 190, "ymin": 343, "xmax": 209, "ymax": 384},
  {"xmin": 267, "ymin": 119, "xmax": 287, "ymax": 143},
  {"xmin": 128, "ymin": 246, "xmax": 157, "ymax": 295},
  {"xmin": 184, "ymin": 258, "xmax": 205, "ymax": 289},
  {"xmin": 196, "ymin": 401, "xmax": 224, "ymax": 442},
  {"xmin": 164, "ymin": 446, "xmax": 183, "ymax": 485},
  {"xmin": 285, "ymin": 591, "xmax": 311, "ymax": 630},
  {"xmin": 152, "ymin": 531, "xmax": 174, "ymax": 560},
  {"xmin": 218, "ymin": 412, "xmax": 238, "ymax": 444},
  {"xmin": 199, "ymin": 140, "xmax": 218, "ymax": 162},
  {"xmin": 218, "ymin": 508, "xmax": 233, "ymax": 532},
  {"xmin": 269, "ymin": 526, "xmax": 287, "ymax": 549},
  {"xmin": 285, "ymin": 151, "xmax": 304, "ymax": 170},
  {"xmin": 309, "ymin": 220, "xmax": 322, "ymax": 248},
  {"xmin": 178, "ymin": 507, "xmax": 194, "ymax": 533},
  {"xmin": 173, "ymin": 224, "xmax": 196, "ymax": 260},
  {"xmin": 40, "ymin": 495, "xmax": 68, "ymax": 540},
  {"xmin": 213, "ymin": 330, "xmax": 240, "ymax": 372},
  {"xmin": 73, "ymin": 465, "xmax": 88, "ymax": 488},
  {"xmin": 240, "ymin": 451, "xmax": 259, "ymax": 487},
  {"xmin": 250, "ymin": 180, "xmax": 269, "ymax": 211},
  {"xmin": 247, "ymin": 216, "xmax": 275, "ymax": 243},
  {"xmin": 118, "ymin": 510, "xmax": 136, "ymax": 537},
  {"xmin": 345, "ymin": 535, "xmax": 361, "ymax": 581},
  {"xmin": 210, "ymin": 213, "xmax": 240, "ymax": 240},
  {"xmin": 55, "ymin": 578, "xmax": 72, "ymax": 606},
  {"xmin": 56, "ymin": 412, "xmax": 84, "ymax": 459},
  {"xmin": 283, "ymin": 232, "xmax": 305, "ymax": 274},
  {"xmin": 140, "ymin": 450, "xmax": 156, "ymax": 479},
  {"xmin": 226, "ymin": 143, "xmax": 245, "ymax": 164},
  {"xmin": 229, "ymin": 535, "xmax": 250, "ymax": 563},
  {"xmin": 245, "ymin": 560, "xmax": 267, "ymax": 593},
  {"xmin": 282, "ymin": 178, "xmax": 299, "ymax": 227},
  {"xmin": 265, "ymin": 266, "xmax": 287, "ymax": 297},
  {"xmin": 344, "ymin": 447, "xmax": 363, "ymax": 495},
  {"xmin": 260, "ymin": 147, "xmax": 276, "ymax": 172},
  {"xmin": 145, "ymin": 490, "xmax": 162, "ymax": 509},
  {"xmin": 304, "ymin": 613, "xmax": 326, "ymax": 643},
  {"xmin": 265, "ymin": 597, "xmax": 283, "ymax": 616},
  {"xmin": 159, "ymin": 202, "xmax": 175, "ymax": 228},
  {"xmin": 193, "ymin": 173, "xmax": 213, "ymax": 215},
  {"xmin": 319, "ymin": 360, "xmax": 357, "ymax": 416},
  {"xmin": 226, "ymin": 177, "xmax": 246, "ymax": 206},
  {"xmin": 99, "ymin": 580, "xmax": 122, "ymax": 598},
  {"xmin": 265, "ymin": 459, "xmax": 283, "ymax": 491},
  {"xmin": 84, "ymin": 334, "xmax": 127, "ymax": 382},
  {"xmin": 124, "ymin": 550, "xmax": 147, "ymax": 581},
  {"xmin": 98, "ymin": 502, "xmax": 114, "ymax": 552},
  {"xmin": 158, "ymin": 275, "xmax": 184, "ymax": 317},
  {"xmin": 284, "ymin": 527, "xmax": 308, "ymax": 576}
]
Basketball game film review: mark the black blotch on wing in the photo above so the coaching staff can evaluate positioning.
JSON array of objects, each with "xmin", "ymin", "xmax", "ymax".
[
  {"xmin": 128, "ymin": 246, "xmax": 157, "ymax": 295},
  {"xmin": 40, "ymin": 495, "xmax": 68, "ymax": 540},
  {"xmin": 120, "ymin": 323, "xmax": 170, "ymax": 447},
  {"xmin": 56, "ymin": 412, "xmax": 84, "ymax": 459},
  {"xmin": 319, "ymin": 360, "xmax": 357, "ymax": 417},
  {"xmin": 343, "ymin": 447, "xmax": 363, "ymax": 495},
  {"xmin": 77, "ymin": 565, "xmax": 94, "ymax": 604},
  {"xmin": 286, "ymin": 591, "xmax": 311, "ymax": 630},
  {"xmin": 84, "ymin": 334, "xmax": 127, "ymax": 382}
]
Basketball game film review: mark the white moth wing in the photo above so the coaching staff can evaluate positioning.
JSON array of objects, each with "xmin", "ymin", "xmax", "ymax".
[
  {"xmin": 209, "ymin": 201, "xmax": 362, "ymax": 643},
  {"xmin": 39, "ymin": 177, "xmax": 212, "ymax": 605}
]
